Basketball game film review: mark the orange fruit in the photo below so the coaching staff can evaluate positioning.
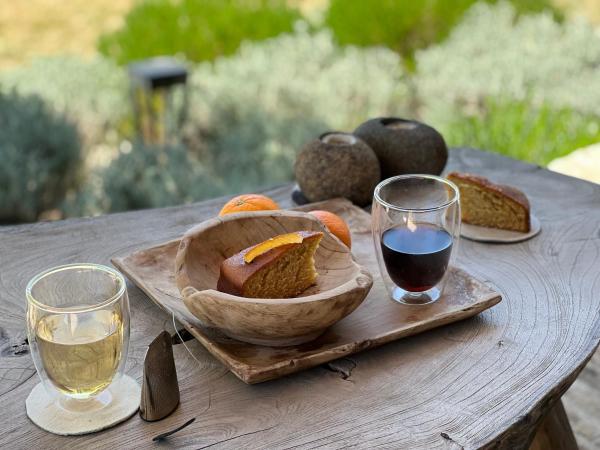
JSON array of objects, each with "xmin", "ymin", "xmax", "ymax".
[
  {"xmin": 308, "ymin": 210, "xmax": 351, "ymax": 248},
  {"xmin": 219, "ymin": 194, "xmax": 279, "ymax": 216},
  {"xmin": 244, "ymin": 232, "xmax": 303, "ymax": 263}
]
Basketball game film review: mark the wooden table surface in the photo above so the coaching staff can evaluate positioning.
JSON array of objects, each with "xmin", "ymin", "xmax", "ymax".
[{"xmin": 1, "ymin": 148, "xmax": 599, "ymax": 449}]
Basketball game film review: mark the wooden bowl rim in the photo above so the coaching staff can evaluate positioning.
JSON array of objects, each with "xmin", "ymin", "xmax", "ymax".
[{"xmin": 175, "ymin": 209, "xmax": 373, "ymax": 305}]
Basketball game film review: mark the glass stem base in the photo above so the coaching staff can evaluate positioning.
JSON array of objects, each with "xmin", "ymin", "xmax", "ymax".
[
  {"xmin": 58, "ymin": 389, "xmax": 113, "ymax": 413},
  {"xmin": 392, "ymin": 286, "xmax": 441, "ymax": 305}
]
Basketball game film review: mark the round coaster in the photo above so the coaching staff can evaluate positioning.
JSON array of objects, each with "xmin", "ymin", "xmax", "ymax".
[
  {"xmin": 26, "ymin": 375, "xmax": 140, "ymax": 436},
  {"xmin": 460, "ymin": 213, "xmax": 541, "ymax": 244}
]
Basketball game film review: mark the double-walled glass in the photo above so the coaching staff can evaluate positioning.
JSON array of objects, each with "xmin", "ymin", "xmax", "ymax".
[
  {"xmin": 372, "ymin": 175, "xmax": 460, "ymax": 305},
  {"xmin": 26, "ymin": 263, "xmax": 130, "ymax": 411}
]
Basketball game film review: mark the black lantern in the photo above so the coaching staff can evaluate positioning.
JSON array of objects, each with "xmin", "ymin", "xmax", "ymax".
[{"xmin": 128, "ymin": 57, "xmax": 189, "ymax": 145}]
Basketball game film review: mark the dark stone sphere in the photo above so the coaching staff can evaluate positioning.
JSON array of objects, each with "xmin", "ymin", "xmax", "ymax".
[
  {"xmin": 294, "ymin": 132, "xmax": 381, "ymax": 207},
  {"xmin": 354, "ymin": 117, "xmax": 448, "ymax": 179}
]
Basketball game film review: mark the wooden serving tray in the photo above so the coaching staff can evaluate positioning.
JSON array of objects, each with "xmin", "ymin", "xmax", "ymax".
[{"xmin": 113, "ymin": 198, "xmax": 501, "ymax": 384}]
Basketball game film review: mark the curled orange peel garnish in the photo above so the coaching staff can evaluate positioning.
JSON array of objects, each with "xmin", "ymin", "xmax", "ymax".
[{"xmin": 244, "ymin": 232, "xmax": 303, "ymax": 263}]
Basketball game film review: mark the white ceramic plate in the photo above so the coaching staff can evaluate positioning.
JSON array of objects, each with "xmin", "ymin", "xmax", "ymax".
[{"xmin": 460, "ymin": 214, "xmax": 541, "ymax": 243}]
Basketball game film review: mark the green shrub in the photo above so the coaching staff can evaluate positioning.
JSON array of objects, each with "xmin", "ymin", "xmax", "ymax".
[
  {"xmin": 100, "ymin": 142, "xmax": 220, "ymax": 212},
  {"xmin": 416, "ymin": 2, "xmax": 600, "ymax": 122},
  {"xmin": 185, "ymin": 28, "xmax": 410, "ymax": 193},
  {"xmin": 0, "ymin": 91, "xmax": 82, "ymax": 223},
  {"xmin": 325, "ymin": 0, "xmax": 558, "ymax": 61},
  {"xmin": 441, "ymin": 99, "xmax": 600, "ymax": 165},
  {"xmin": 98, "ymin": 0, "xmax": 301, "ymax": 65},
  {"xmin": 0, "ymin": 56, "xmax": 130, "ymax": 145},
  {"xmin": 188, "ymin": 110, "xmax": 327, "ymax": 193}
]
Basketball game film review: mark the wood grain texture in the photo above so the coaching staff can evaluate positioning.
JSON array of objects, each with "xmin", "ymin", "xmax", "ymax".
[
  {"xmin": 173, "ymin": 209, "xmax": 372, "ymax": 347},
  {"xmin": 116, "ymin": 200, "xmax": 500, "ymax": 383},
  {"xmin": 563, "ymin": 349, "xmax": 600, "ymax": 449},
  {"xmin": 0, "ymin": 148, "xmax": 599, "ymax": 449},
  {"xmin": 530, "ymin": 400, "xmax": 578, "ymax": 450}
]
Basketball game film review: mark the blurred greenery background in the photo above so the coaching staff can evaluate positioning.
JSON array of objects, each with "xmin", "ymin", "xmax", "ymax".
[{"xmin": 1, "ymin": 0, "xmax": 599, "ymax": 223}]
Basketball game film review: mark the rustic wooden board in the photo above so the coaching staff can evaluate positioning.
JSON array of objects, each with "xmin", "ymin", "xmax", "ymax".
[{"xmin": 113, "ymin": 199, "xmax": 501, "ymax": 383}]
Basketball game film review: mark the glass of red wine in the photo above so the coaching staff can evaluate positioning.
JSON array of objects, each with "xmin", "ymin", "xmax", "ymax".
[{"xmin": 372, "ymin": 174, "xmax": 460, "ymax": 305}]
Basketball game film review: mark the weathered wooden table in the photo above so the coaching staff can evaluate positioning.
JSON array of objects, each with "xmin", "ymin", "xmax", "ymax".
[{"xmin": 1, "ymin": 148, "xmax": 598, "ymax": 449}]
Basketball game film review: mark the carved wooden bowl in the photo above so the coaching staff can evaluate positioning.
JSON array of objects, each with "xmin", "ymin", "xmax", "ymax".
[{"xmin": 175, "ymin": 210, "xmax": 373, "ymax": 347}]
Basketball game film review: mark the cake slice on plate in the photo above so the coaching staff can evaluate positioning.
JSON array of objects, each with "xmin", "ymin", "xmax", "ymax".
[
  {"xmin": 217, "ymin": 231, "xmax": 323, "ymax": 298},
  {"xmin": 447, "ymin": 172, "xmax": 530, "ymax": 232}
]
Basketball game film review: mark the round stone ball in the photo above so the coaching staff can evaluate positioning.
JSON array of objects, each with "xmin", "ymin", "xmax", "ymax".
[
  {"xmin": 354, "ymin": 117, "xmax": 448, "ymax": 179},
  {"xmin": 294, "ymin": 132, "xmax": 381, "ymax": 207}
]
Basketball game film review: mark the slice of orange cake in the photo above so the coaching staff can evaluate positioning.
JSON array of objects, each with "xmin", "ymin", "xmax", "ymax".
[
  {"xmin": 217, "ymin": 231, "xmax": 323, "ymax": 298},
  {"xmin": 447, "ymin": 172, "xmax": 530, "ymax": 232}
]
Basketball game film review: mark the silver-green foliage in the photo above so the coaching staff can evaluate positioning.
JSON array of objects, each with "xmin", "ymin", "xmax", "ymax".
[
  {"xmin": 0, "ymin": 91, "xmax": 82, "ymax": 223},
  {"xmin": 186, "ymin": 27, "xmax": 410, "ymax": 193},
  {"xmin": 100, "ymin": 143, "xmax": 220, "ymax": 213},
  {"xmin": 0, "ymin": 56, "xmax": 130, "ymax": 144},
  {"xmin": 415, "ymin": 2, "xmax": 600, "ymax": 122}
]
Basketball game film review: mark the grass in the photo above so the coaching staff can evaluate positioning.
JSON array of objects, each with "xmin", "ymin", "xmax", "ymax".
[
  {"xmin": 555, "ymin": 0, "xmax": 600, "ymax": 23},
  {"xmin": 0, "ymin": 0, "xmax": 134, "ymax": 69},
  {"xmin": 98, "ymin": 0, "xmax": 302, "ymax": 64},
  {"xmin": 441, "ymin": 99, "xmax": 600, "ymax": 166}
]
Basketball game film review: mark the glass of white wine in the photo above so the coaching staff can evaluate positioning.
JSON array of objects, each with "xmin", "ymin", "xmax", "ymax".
[{"xmin": 26, "ymin": 263, "xmax": 130, "ymax": 414}]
